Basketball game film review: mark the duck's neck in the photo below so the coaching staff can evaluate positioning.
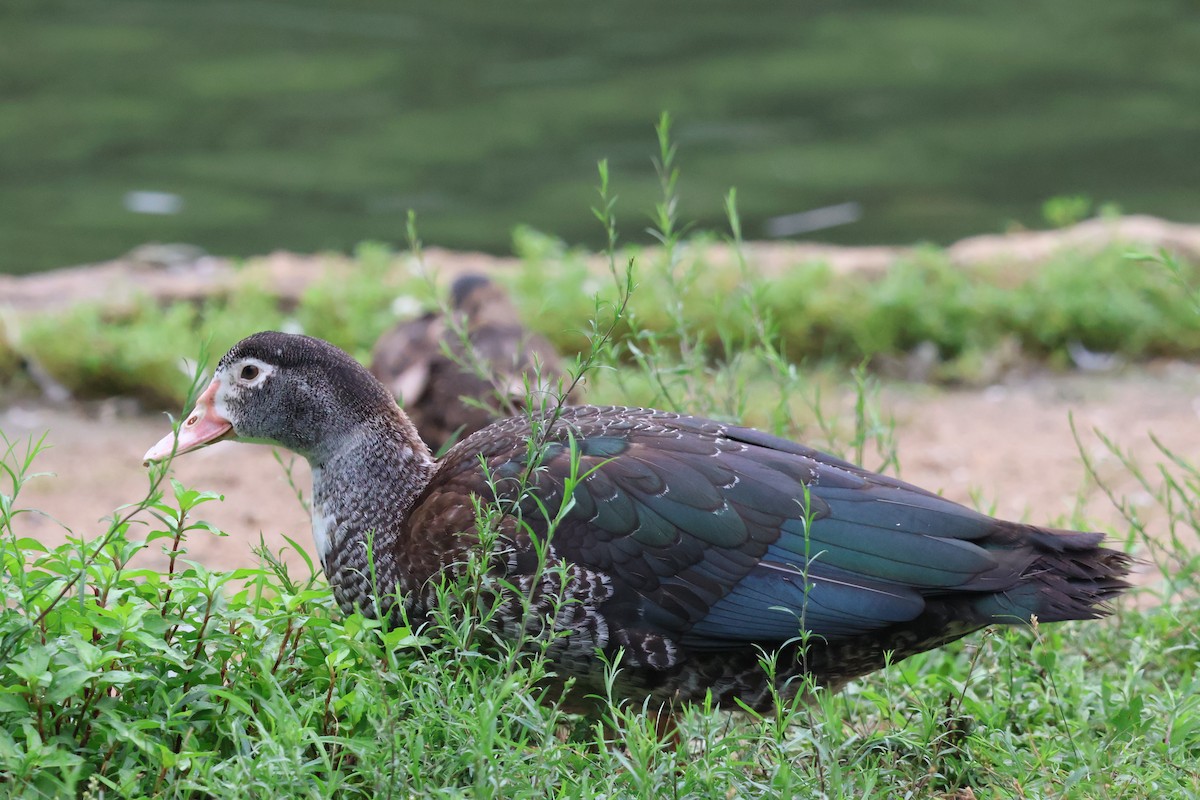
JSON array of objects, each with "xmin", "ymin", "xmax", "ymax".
[{"xmin": 307, "ymin": 416, "xmax": 435, "ymax": 616}]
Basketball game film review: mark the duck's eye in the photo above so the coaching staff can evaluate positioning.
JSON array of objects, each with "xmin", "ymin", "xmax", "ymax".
[{"xmin": 240, "ymin": 364, "xmax": 260, "ymax": 381}]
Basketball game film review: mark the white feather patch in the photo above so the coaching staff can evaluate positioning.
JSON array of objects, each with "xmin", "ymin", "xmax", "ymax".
[
  {"xmin": 310, "ymin": 506, "xmax": 335, "ymax": 571},
  {"xmin": 309, "ymin": 467, "xmax": 335, "ymax": 570}
]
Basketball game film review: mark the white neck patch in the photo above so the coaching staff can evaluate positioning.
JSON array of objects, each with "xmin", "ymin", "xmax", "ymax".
[{"xmin": 308, "ymin": 466, "xmax": 335, "ymax": 570}]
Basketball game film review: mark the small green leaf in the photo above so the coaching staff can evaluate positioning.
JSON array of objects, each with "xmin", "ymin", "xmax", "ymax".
[
  {"xmin": 383, "ymin": 627, "xmax": 427, "ymax": 649},
  {"xmin": 188, "ymin": 521, "xmax": 228, "ymax": 537},
  {"xmin": 0, "ymin": 689, "xmax": 31, "ymax": 713},
  {"xmin": 46, "ymin": 666, "xmax": 94, "ymax": 704},
  {"xmin": 8, "ymin": 645, "xmax": 51, "ymax": 685}
]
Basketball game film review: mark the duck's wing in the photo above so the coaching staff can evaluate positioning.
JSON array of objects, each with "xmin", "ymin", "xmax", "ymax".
[{"xmin": 410, "ymin": 407, "xmax": 1127, "ymax": 666}]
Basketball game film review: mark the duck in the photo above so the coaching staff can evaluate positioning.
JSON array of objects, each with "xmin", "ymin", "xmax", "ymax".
[
  {"xmin": 144, "ymin": 331, "xmax": 1131, "ymax": 712},
  {"xmin": 369, "ymin": 273, "xmax": 579, "ymax": 451}
]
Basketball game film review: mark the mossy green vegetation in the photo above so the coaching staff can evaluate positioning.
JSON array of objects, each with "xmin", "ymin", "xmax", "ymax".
[
  {"xmin": 511, "ymin": 227, "xmax": 1200, "ymax": 369},
  {"xmin": 0, "ymin": 326, "xmax": 25, "ymax": 396},
  {"xmin": 5, "ymin": 230, "xmax": 1198, "ymax": 411}
]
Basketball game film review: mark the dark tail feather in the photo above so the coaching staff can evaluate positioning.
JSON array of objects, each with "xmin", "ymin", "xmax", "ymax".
[{"xmin": 977, "ymin": 527, "xmax": 1133, "ymax": 624}]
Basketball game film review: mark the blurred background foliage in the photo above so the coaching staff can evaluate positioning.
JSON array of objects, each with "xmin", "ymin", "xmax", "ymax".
[{"xmin": 1, "ymin": 0, "xmax": 1198, "ymax": 274}]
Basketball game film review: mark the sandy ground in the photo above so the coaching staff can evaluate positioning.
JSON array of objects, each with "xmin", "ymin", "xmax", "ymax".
[{"xmin": 4, "ymin": 362, "xmax": 1199, "ymax": 585}]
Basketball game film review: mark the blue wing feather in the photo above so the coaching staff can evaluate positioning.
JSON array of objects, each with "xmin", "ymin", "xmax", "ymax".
[{"xmin": 508, "ymin": 408, "xmax": 1124, "ymax": 654}]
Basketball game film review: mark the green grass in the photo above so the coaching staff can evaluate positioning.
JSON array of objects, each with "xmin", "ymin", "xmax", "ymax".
[
  {"xmin": 2, "ymin": 132, "xmax": 1199, "ymax": 797},
  {"xmin": 3, "ymin": 467, "xmax": 1198, "ymax": 800}
]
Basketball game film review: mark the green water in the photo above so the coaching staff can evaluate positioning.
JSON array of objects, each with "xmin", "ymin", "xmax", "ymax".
[{"xmin": 2, "ymin": 0, "xmax": 1198, "ymax": 274}]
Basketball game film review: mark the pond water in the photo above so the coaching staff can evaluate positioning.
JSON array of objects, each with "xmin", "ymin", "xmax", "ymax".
[{"xmin": 2, "ymin": 0, "xmax": 1197, "ymax": 273}]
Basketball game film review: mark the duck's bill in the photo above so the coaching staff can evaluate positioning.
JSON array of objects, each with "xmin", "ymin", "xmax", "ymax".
[{"xmin": 143, "ymin": 379, "xmax": 233, "ymax": 465}]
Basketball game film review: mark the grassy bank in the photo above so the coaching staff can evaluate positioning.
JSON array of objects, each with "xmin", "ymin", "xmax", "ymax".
[{"xmin": 3, "ymin": 228, "xmax": 1198, "ymax": 411}]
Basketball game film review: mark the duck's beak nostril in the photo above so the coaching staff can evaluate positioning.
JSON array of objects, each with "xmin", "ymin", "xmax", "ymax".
[{"xmin": 143, "ymin": 378, "xmax": 232, "ymax": 464}]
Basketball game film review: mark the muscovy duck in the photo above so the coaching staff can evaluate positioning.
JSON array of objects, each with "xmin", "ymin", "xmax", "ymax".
[
  {"xmin": 369, "ymin": 274, "xmax": 578, "ymax": 451},
  {"xmin": 144, "ymin": 331, "xmax": 1130, "ymax": 711}
]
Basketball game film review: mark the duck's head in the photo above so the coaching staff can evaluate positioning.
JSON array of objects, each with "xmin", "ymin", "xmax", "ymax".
[
  {"xmin": 450, "ymin": 273, "xmax": 517, "ymax": 328},
  {"xmin": 144, "ymin": 331, "xmax": 410, "ymax": 465}
]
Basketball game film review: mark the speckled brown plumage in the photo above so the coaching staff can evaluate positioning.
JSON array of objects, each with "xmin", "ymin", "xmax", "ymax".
[
  {"xmin": 369, "ymin": 274, "xmax": 579, "ymax": 451},
  {"xmin": 148, "ymin": 332, "xmax": 1132, "ymax": 713}
]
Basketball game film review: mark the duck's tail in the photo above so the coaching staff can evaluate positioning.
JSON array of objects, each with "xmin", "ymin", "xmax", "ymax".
[{"xmin": 976, "ymin": 528, "xmax": 1133, "ymax": 624}]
